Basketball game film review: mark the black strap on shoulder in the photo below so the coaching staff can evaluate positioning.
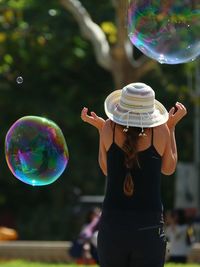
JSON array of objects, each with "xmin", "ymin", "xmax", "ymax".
[
  {"xmin": 151, "ymin": 128, "xmax": 154, "ymax": 145},
  {"xmin": 112, "ymin": 123, "xmax": 116, "ymax": 143}
]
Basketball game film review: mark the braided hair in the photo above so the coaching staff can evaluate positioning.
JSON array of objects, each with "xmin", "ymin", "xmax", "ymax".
[{"xmin": 122, "ymin": 126, "xmax": 142, "ymax": 169}]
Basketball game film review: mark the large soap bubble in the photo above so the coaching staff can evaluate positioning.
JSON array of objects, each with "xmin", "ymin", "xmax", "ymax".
[
  {"xmin": 128, "ymin": 0, "xmax": 200, "ymax": 64},
  {"xmin": 5, "ymin": 116, "xmax": 69, "ymax": 186}
]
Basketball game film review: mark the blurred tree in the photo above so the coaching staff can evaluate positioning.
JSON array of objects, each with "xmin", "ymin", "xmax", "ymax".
[
  {"xmin": 60, "ymin": 0, "xmax": 157, "ymax": 88},
  {"xmin": 0, "ymin": 0, "xmax": 113, "ymax": 240}
]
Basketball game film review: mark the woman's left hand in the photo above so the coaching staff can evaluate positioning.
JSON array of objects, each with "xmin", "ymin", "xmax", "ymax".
[
  {"xmin": 167, "ymin": 102, "xmax": 187, "ymax": 129},
  {"xmin": 81, "ymin": 107, "xmax": 105, "ymax": 130}
]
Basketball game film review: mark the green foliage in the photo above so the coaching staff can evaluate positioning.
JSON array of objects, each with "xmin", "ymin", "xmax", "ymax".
[{"xmin": 0, "ymin": 0, "xmax": 113, "ymax": 240}]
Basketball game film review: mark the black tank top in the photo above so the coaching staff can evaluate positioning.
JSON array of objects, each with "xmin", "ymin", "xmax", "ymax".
[{"xmin": 103, "ymin": 124, "xmax": 163, "ymax": 212}]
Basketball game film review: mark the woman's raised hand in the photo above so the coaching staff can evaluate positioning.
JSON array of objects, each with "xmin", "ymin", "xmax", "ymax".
[
  {"xmin": 81, "ymin": 107, "xmax": 105, "ymax": 130},
  {"xmin": 167, "ymin": 102, "xmax": 187, "ymax": 129}
]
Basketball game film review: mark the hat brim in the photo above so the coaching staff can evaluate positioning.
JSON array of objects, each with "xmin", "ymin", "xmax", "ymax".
[{"xmin": 104, "ymin": 90, "xmax": 169, "ymax": 128}]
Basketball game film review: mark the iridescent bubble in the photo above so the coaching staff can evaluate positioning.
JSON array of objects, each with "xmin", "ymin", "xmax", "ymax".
[
  {"xmin": 16, "ymin": 76, "xmax": 23, "ymax": 84},
  {"xmin": 128, "ymin": 0, "xmax": 200, "ymax": 64},
  {"xmin": 5, "ymin": 116, "xmax": 69, "ymax": 186}
]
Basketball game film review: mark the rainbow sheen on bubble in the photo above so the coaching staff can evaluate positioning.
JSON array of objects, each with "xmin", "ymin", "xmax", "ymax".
[
  {"xmin": 5, "ymin": 116, "xmax": 69, "ymax": 186},
  {"xmin": 128, "ymin": 0, "xmax": 200, "ymax": 64}
]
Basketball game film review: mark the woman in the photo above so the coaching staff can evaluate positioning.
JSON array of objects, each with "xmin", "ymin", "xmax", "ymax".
[{"xmin": 81, "ymin": 82, "xmax": 187, "ymax": 267}]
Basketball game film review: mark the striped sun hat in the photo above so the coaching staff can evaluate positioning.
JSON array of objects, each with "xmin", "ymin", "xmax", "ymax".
[{"xmin": 104, "ymin": 82, "xmax": 169, "ymax": 129}]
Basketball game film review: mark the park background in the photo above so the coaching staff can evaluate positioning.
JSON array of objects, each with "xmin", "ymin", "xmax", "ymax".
[{"xmin": 0, "ymin": 0, "xmax": 199, "ymax": 250}]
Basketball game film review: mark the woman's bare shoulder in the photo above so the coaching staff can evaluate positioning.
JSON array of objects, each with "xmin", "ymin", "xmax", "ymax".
[
  {"xmin": 102, "ymin": 119, "xmax": 112, "ymax": 132},
  {"xmin": 155, "ymin": 123, "xmax": 170, "ymax": 136},
  {"xmin": 101, "ymin": 119, "xmax": 114, "ymax": 150},
  {"xmin": 154, "ymin": 123, "xmax": 170, "ymax": 155}
]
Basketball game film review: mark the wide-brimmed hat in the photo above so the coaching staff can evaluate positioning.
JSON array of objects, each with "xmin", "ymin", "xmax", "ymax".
[{"xmin": 104, "ymin": 82, "xmax": 169, "ymax": 129}]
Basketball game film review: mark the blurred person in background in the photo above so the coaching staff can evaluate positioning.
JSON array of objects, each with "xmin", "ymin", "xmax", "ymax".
[
  {"xmin": 69, "ymin": 207, "xmax": 101, "ymax": 265},
  {"xmin": 165, "ymin": 209, "xmax": 196, "ymax": 263}
]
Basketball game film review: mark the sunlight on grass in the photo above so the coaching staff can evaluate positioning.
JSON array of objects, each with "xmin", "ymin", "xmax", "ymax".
[
  {"xmin": 0, "ymin": 260, "xmax": 199, "ymax": 267},
  {"xmin": 0, "ymin": 260, "xmax": 76, "ymax": 267}
]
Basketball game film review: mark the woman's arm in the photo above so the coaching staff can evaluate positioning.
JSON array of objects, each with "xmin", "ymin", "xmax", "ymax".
[
  {"xmin": 81, "ymin": 107, "xmax": 107, "ymax": 175},
  {"xmin": 161, "ymin": 102, "xmax": 187, "ymax": 175},
  {"xmin": 98, "ymin": 132, "xmax": 107, "ymax": 175},
  {"xmin": 161, "ymin": 126, "xmax": 177, "ymax": 175}
]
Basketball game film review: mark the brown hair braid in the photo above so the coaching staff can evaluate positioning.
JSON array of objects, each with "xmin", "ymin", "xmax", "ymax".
[{"xmin": 122, "ymin": 127, "xmax": 142, "ymax": 169}]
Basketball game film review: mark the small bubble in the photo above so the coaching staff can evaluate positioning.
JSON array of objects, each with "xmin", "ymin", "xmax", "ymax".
[
  {"xmin": 48, "ymin": 9, "xmax": 57, "ymax": 16},
  {"xmin": 16, "ymin": 76, "xmax": 23, "ymax": 84}
]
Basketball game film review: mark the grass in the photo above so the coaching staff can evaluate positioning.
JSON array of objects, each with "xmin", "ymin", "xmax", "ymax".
[
  {"xmin": 0, "ymin": 260, "xmax": 200, "ymax": 267},
  {"xmin": 0, "ymin": 261, "xmax": 78, "ymax": 267}
]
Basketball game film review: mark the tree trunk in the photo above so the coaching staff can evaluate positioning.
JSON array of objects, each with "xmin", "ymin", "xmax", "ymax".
[
  {"xmin": 110, "ymin": 0, "xmax": 156, "ymax": 88},
  {"xmin": 60, "ymin": 0, "xmax": 157, "ymax": 89}
]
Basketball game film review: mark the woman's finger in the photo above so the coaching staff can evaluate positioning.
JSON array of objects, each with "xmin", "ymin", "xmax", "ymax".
[
  {"xmin": 91, "ymin": 111, "xmax": 97, "ymax": 119},
  {"xmin": 168, "ymin": 107, "xmax": 175, "ymax": 117}
]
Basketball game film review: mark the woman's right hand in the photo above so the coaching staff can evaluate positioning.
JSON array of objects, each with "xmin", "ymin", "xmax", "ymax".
[
  {"xmin": 81, "ymin": 107, "xmax": 105, "ymax": 130},
  {"xmin": 167, "ymin": 102, "xmax": 187, "ymax": 129}
]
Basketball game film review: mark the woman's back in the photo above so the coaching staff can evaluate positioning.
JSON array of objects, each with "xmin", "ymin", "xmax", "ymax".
[
  {"xmin": 102, "ymin": 119, "xmax": 168, "ymax": 156},
  {"xmin": 101, "ymin": 120, "xmax": 169, "ymax": 212}
]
